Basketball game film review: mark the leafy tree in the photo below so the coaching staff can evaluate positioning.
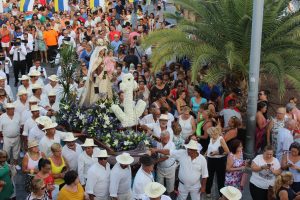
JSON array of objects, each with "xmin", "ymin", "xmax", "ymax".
[{"xmin": 143, "ymin": 0, "xmax": 300, "ymax": 97}]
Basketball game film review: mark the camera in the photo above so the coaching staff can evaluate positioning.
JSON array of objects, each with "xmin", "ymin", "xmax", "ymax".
[
  {"xmin": 21, "ymin": 39, "xmax": 28, "ymax": 44},
  {"xmin": 62, "ymin": 36, "xmax": 71, "ymax": 42}
]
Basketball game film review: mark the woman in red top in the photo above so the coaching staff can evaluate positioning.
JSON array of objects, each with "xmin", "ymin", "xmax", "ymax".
[
  {"xmin": 34, "ymin": 159, "xmax": 55, "ymax": 199},
  {"xmin": 0, "ymin": 25, "xmax": 11, "ymax": 55}
]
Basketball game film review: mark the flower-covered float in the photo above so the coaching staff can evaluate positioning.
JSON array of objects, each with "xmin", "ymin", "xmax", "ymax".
[{"xmin": 56, "ymin": 45, "xmax": 152, "ymax": 154}]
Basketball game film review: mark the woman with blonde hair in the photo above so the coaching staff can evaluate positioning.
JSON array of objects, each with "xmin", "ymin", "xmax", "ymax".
[
  {"xmin": 205, "ymin": 126, "xmax": 230, "ymax": 197},
  {"xmin": 198, "ymin": 109, "xmax": 215, "ymax": 154},
  {"xmin": 178, "ymin": 106, "xmax": 196, "ymax": 140},
  {"xmin": 48, "ymin": 143, "xmax": 69, "ymax": 199},
  {"xmin": 274, "ymin": 172, "xmax": 300, "ymax": 200}
]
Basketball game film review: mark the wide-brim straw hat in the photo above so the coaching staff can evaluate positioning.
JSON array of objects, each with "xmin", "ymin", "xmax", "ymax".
[
  {"xmin": 81, "ymin": 138, "xmax": 97, "ymax": 147},
  {"xmin": 116, "ymin": 152, "xmax": 134, "ymax": 165},
  {"xmin": 48, "ymin": 90, "xmax": 56, "ymax": 96},
  {"xmin": 5, "ymin": 103, "xmax": 15, "ymax": 109},
  {"xmin": 220, "ymin": 186, "xmax": 242, "ymax": 200},
  {"xmin": 19, "ymin": 75, "xmax": 30, "ymax": 81},
  {"xmin": 28, "ymin": 140, "xmax": 39, "ymax": 148},
  {"xmin": 42, "ymin": 121, "xmax": 58, "ymax": 130},
  {"xmin": 159, "ymin": 114, "xmax": 169, "ymax": 121},
  {"xmin": 29, "ymin": 96, "xmax": 40, "ymax": 103},
  {"xmin": 28, "ymin": 70, "xmax": 41, "ymax": 77},
  {"xmin": 184, "ymin": 140, "xmax": 198, "ymax": 151},
  {"xmin": 144, "ymin": 182, "xmax": 166, "ymax": 198},
  {"xmin": 35, "ymin": 116, "xmax": 52, "ymax": 126},
  {"xmin": 48, "ymin": 75, "xmax": 59, "ymax": 82},
  {"xmin": 17, "ymin": 89, "xmax": 28, "ymax": 96},
  {"xmin": 63, "ymin": 134, "xmax": 78, "ymax": 142},
  {"xmin": 31, "ymin": 83, "xmax": 43, "ymax": 90},
  {"xmin": 0, "ymin": 75, "xmax": 6, "ymax": 80},
  {"xmin": 30, "ymin": 105, "xmax": 41, "ymax": 112},
  {"xmin": 93, "ymin": 149, "xmax": 109, "ymax": 158}
]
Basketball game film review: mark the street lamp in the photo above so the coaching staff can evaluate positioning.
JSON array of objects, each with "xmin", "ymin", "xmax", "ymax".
[{"xmin": 245, "ymin": 0, "xmax": 264, "ymax": 158}]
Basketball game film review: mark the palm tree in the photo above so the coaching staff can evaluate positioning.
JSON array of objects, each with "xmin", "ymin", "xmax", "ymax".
[{"xmin": 142, "ymin": 0, "xmax": 300, "ymax": 97}]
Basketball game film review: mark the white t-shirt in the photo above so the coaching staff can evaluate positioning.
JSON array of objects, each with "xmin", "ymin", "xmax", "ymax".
[
  {"xmin": 219, "ymin": 108, "xmax": 242, "ymax": 127},
  {"xmin": 250, "ymin": 155, "xmax": 281, "ymax": 189}
]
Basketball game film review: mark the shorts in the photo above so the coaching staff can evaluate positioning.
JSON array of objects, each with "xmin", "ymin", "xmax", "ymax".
[{"xmin": 1, "ymin": 42, "xmax": 9, "ymax": 48}]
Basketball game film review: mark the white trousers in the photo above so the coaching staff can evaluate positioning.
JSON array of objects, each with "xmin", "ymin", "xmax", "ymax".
[
  {"xmin": 157, "ymin": 164, "xmax": 176, "ymax": 193},
  {"xmin": 118, "ymin": 191, "xmax": 132, "ymax": 200},
  {"xmin": 3, "ymin": 136, "xmax": 20, "ymax": 160},
  {"xmin": 177, "ymin": 183, "xmax": 201, "ymax": 200}
]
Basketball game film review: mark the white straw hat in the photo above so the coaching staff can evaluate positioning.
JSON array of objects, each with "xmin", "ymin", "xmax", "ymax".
[
  {"xmin": 0, "ymin": 75, "xmax": 6, "ymax": 80},
  {"xmin": 81, "ymin": 138, "xmax": 97, "ymax": 147},
  {"xmin": 63, "ymin": 134, "xmax": 78, "ymax": 142},
  {"xmin": 28, "ymin": 70, "xmax": 41, "ymax": 77},
  {"xmin": 31, "ymin": 83, "xmax": 43, "ymax": 90},
  {"xmin": 184, "ymin": 140, "xmax": 199, "ymax": 151},
  {"xmin": 220, "ymin": 186, "xmax": 242, "ymax": 200},
  {"xmin": 17, "ymin": 89, "xmax": 28, "ymax": 96},
  {"xmin": 144, "ymin": 182, "xmax": 166, "ymax": 198},
  {"xmin": 159, "ymin": 114, "xmax": 169, "ymax": 121},
  {"xmin": 116, "ymin": 152, "xmax": 134, "ymax": 165},
  {"xmin": 30, "ymin": 105, "xmax": 41, "ymax": 112},
  {"xmin": 48, "ymin": 90, "xmax": 56, "ymax": 96},
  {"xmin": 5, "ymin": 103, "xmax": 15, "ymax": 109},
  {"xmin": 42, "ymin": 121, "xmax": 58, "ymax": 130},
  {"xmin": 35, "ymin": 116, "xmax": 52, "ymax": 126},
  {"xmin": 28, "ymin": 140, "xmax": 39, "ymax": 149},
  {"xmin": 48, "ymin": 75, "xmax": 59, "ymax": 82},
  {"xmin": 29, "ymin": 96, "xmax": 40, "ymax": 103},
  {"xmin": 19, "ymin": 75, "xmax": 30, "ymax": 81},
  {"xmin": 93, "ymin": 149, "xmax": 109, "ymax": 158}
]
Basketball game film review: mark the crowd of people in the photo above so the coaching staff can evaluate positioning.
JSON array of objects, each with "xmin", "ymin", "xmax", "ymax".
[{"xmin": 0, "ymin": 0, "xmax": 299, "ymax": 200}]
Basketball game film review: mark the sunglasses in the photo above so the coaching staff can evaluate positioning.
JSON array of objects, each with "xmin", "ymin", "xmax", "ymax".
[{"xmin": 99, "ymin": 157, "xmax": 107, "ymax": 160}]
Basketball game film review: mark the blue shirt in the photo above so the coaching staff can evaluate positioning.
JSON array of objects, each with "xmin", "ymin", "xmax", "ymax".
[
  {"xmin": 111, "ymin": 40, "xmax": 123, "ymax": 55},
  {"xmin": 79, "ymin": 50, "xmax": 93, "ymax": 68}
]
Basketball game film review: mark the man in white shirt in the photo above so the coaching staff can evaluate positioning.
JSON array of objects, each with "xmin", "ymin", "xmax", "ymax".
[
  {"xmin": 23, "ymin": 32, "xmax": 34, "ymax": 73},
  {"xmin": 18, "ymin": 75, "xmax": 32, "ymax": 97},
  {"xmin": 28, "ymin": 116, "xmax": 51, "ymax": 143},
  {"xmin": 39, "ymin": 121, "xmax": 73, "ymax": 157},
  {"xmin": 151, "ymin": 140, "xmax": 209, "ymax": 200},
  {"xmin": 133, "ymin": 155, "xmax": 154, "ymax": 199},
  {"xmin": 62, "ymin": 135, "xmax": 82, "ymax": 171},
  {"xmin": 0, "ymin": 103, "xmax": 21, "ymax": 167},
  {"xmin": 31, "ymin": 83, "xmax": 48, "ymax": 107},
  {"xmin": 58, "ymin": 30, "xmax": 76, "ymax": 48},
  {"xmin": 22, "ymin": 105, "xmax": 40, "ymax": 146},
  {"xmin": 28, "ymin": 70, "xmax": 45, "ymax": 87},
  {"xmin": 14, "ymin": 89, "xmax": 28, "ymax": 116},
  {"xmin": 29, "ymin": 59, "xmax": 47, "ymax": 79},
  {"xmin": 86, "ymin": 150, "xmax": 111, "ymax": 200},
  {"xmin": 21, "ymin": 96, "xmax": 40, "ymax": 126},
  {"xmin": 142, "ymin": 182, "xmax": 172, "ymax": 200},
  {"xmin": 43, "ymin": 75, "xmax": 61, "ymax": 96},
  {"xmin": 78, "ymin": 138, "xmax": 101, "ymax": 186},
  {"xmin": 156, "ymin": 131, "xmax": 176, "ymax": 195},
  {"xmin": 0, "ymin": 75, "xmax": 14, "ymax": 101},
  {"xmin": 276, "ymin": 119, "xmax": 297, "ymax": 161},
  {"xmin": 110, "ymin": 153, "xmax": 134, "ymax": 200},
  {"xmin": 10, "ymin": 38, "xmax": 27, "ymax": 87},
  {"xmin": 142, "ymin": 114, "xmax": 174, "ymax": 141},
  {"xmin": 219, "ymin": 99, "xmax": 242, "ymax": 127},
  {"xmin": 140, "ymin": 106, "xmax": 160, "ymax": 125}
]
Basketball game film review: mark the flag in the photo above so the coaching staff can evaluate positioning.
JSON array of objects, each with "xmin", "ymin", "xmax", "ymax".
[
  {"xmin": 20, "ymin": 0, "xmax": 34, "ymax": 12},
  {"xmin": 90, "ymin": 0, "xmax": 105, "ymax": 9},
  {"xmin": 0, "ymin": 0, "xmax": 3, "ymax": 13},
  {"xmin": 54, "ymin": 0, "xmax": 69, "ymax": 12}
]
